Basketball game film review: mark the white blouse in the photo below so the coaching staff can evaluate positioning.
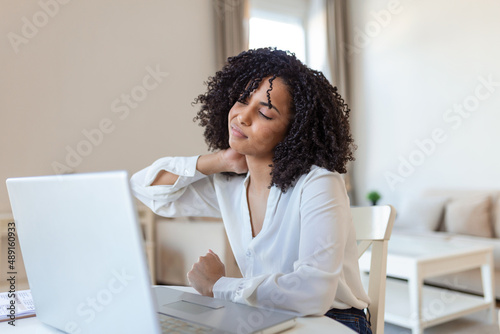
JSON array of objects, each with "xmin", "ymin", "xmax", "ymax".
[{"xmin": 130, "ymin": 156, "xmax": 370, "ymax": 316}]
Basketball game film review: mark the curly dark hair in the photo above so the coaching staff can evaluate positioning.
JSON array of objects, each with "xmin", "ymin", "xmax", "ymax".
[{"xmin": 194, "ymin": 47, "xmax": 355, "ymax": 192}]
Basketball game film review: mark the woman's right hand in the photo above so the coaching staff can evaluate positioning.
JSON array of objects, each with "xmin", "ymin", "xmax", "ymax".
[
  {"xmin": 196, "ymin": 149, "xmax": 247, "ymax": 176},
  {"xmin": 219, "ymin": 148, "xmax": 248, "ymax": 174}
]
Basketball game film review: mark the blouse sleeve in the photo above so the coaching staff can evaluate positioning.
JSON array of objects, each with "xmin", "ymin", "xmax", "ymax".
[
  {"xmin": 212, "ymin": 170, "xmax": 359, "ymax": 316},
  {"xmin": 130, "ymin": 156, "xmax": 221, "ymax": 218}
]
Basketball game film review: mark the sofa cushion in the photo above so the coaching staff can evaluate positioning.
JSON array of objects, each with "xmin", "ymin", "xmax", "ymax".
[
  {"xmin": 444, "ymin": 195, "xmax": 493, "ymax": 238},
  {"xmin": 395, "ymin": 196, "xmax": 448, "ymax": 231}
]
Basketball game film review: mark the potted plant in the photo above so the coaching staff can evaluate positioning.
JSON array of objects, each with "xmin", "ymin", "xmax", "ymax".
[{"xmin": 366, "ymin": 191, "xmax": 381, "ymax": 206}]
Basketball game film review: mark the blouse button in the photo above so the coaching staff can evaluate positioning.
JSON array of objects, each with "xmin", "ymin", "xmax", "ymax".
[
  {"xmin": 184, "ymin": 169, "xmax": 189, "ymax": 175},
  {"xmin": 245, "ymin": 250, "xmax": 252, "ymax": 257}
]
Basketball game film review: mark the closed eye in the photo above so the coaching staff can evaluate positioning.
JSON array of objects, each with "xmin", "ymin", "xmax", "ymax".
[
  {"xmin": 259, "ymin": 111, "xmax": 272, "ymax": 120},
  {"xmin": 237, "ymin": 97, "xmax": 272, "ymax": 120}
]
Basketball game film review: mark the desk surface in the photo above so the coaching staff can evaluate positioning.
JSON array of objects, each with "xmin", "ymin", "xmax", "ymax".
[
  {"xmin": 0, "ymin": 286, "xmax": 355, "ymax": 333},
  {"xmin": 0, "ymin": 315, "xmax": 354, "ymax": 333}
]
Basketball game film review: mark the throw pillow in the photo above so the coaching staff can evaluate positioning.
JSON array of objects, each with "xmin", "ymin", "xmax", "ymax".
[
  {"xmin": 444, "ymin": 195, "xmax": 493, "ymax": 238},
  {"xmin": 395, "ymin": 196, "xmax": 448, "ymax": 231}
]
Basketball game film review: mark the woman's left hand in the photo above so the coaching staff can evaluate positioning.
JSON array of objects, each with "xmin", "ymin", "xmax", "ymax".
[{"xmin": 187, "ymin": 249, "xmax": 225, "ymax": 297}]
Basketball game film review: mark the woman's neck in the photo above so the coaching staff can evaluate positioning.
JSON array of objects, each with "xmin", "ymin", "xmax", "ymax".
[{"xmin": 245, "ymin": 155, "xmax": 273, "ymax": 192}]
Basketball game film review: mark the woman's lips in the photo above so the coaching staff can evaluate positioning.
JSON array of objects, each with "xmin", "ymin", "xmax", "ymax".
[{"xmin": 230, "ymin": 124, "xmax": 247, "ymax": 138}]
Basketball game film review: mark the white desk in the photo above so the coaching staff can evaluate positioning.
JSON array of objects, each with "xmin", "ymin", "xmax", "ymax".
[
  {"xmin": 0, "ymin": 315, "xmax": 354, "ymax": 333},
  {"xmin": 0, "ymin": 286, "xmax": 355, "ymax": 333}
]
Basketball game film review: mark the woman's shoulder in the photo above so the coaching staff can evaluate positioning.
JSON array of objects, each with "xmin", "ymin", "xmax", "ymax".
[
  {"xmin": 286, "ymin": 166, "xmax": 350, "ymax": 209},
  {"xmin": 291, "ymin": 165, "xmax": 346, "ymax": 191},
  {"xmin": 303, "ymin": 165, "xmax": 343, "ymax": 181}
]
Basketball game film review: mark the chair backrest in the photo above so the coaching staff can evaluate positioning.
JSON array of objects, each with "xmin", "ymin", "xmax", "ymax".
[{"xmin": 352, "ymin": 205, "xmax": 396, "ymax": 334}]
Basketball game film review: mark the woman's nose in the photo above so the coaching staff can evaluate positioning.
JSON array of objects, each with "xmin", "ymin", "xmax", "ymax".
[{"xmin": 238, "ymin": 107, "xmax": 252, "ymax": 126}]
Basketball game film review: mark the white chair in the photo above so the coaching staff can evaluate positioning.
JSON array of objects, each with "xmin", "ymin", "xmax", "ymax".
[
  {"xmin": 352, "ymin": 205, "xmax": 396, "ymax": 334},
  {"xmin": 136, "ymin": 202, "xmax": 157, "ymax": 284}
]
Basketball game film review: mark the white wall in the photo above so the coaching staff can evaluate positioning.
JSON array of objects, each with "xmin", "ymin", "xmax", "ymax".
[
  {"xmin": 0, "ymin": 0, "xmax": 216, "ymax": 212},
  {"xmin": 346, "ymin": 0, "xmax": 500, "ymax": 208}
]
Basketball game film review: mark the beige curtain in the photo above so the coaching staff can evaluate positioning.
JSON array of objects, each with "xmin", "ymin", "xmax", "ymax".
[
  {"xmin": 325, "ymin": 0, "xmax": 349, "ymax": 103},
  {"xmin": 213, "ymin": 0, "xmax": 250, "ymax": 70},
  {"xmin": 325, "ymin": 0, "xmax": 355, "ymax": 199}
]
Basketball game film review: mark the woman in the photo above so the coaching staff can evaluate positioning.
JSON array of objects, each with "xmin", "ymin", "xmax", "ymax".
[{"xmin": 131, "ymin": 48, "xmax": 371, "ymax": 333}]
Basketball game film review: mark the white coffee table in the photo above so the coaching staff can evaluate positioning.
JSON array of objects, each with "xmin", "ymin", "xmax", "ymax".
[{"xmin": 359, "ymin": 234, "xmax": 496, "ymax": 334}]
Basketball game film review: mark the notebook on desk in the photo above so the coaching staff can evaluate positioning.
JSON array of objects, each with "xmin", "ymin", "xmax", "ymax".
[{"xmin": 6, "ymin": 171, "xmax": 296, "ymax": 334}]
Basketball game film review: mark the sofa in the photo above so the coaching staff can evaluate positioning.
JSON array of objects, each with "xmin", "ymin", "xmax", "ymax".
[{"xmin": 392, "ymin": 189, "xmax": 500, "ymax": 300}]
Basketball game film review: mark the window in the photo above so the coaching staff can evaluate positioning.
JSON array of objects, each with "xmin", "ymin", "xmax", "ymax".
[{"xmin": 249, "ymin": 0, "xmax": 307, "ymax": 63}]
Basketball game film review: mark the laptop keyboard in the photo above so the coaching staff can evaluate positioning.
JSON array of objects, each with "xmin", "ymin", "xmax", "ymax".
[{"xmin": 159, "ymin": 313, "xmax": 213, "ymax": 333}]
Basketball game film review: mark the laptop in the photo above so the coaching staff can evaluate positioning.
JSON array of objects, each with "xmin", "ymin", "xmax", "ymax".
[{"xmin": 6, "ymin": 171, "xmax": 297, "ymax": 334}]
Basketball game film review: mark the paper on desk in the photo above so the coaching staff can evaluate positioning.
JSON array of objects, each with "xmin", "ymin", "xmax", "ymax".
[{"xmin": 0, "ymin": 290, "xmax": 35, "ymax": 321}]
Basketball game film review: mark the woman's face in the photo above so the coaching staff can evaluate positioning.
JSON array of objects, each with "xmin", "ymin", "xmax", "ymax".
[{"xmin": 228, "ymin": 77, "xmax": 292, "ymax": 161}]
